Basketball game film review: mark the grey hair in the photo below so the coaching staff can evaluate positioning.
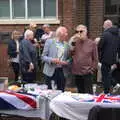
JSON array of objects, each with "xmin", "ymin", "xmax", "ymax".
[
  {"xmin": 42, "ymin": 24, "xmax": 50, "ymax": 28},
  {"xmin": 24, "ymin": 29, "xmax": 33, "ymax": 39},
  {"xmin": 75, "ymin": 24, "xmax": 87, "ymax": 32}
]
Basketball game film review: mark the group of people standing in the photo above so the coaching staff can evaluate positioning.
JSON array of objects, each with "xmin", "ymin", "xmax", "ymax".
[
  {"xmin": 8, "ymin": 23, "xmax": 54, "ymax": 83},
  {"xmin": 7, "ymin": 19, "xmax": 120, "ymax": 94}
]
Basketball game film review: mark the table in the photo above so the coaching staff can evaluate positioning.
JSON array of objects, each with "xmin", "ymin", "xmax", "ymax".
[
  {"xmin": 50, "ymin": 93, "xmax": 120, "ymax": 120},
  {"xmin": 0, "ymin": 90, "xmax": 61, "ymax": 120}
]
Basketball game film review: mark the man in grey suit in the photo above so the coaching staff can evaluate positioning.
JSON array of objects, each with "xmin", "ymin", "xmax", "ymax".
[
  {"xmin": 19, "ymin": 30, "xmax": 37, "ymax": 83},
  {"xmin": 41, "ymin": 26, "xmax": 70, "ymax": 91}
]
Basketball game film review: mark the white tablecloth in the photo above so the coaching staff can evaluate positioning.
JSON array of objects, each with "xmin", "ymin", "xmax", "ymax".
[{"xmin": 50, "ymin": 93, "xmax": 120, "ymax": 120}]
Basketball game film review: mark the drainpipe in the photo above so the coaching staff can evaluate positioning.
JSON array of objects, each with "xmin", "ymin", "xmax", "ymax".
[
  {"xmin": 85, "ymin": 0, "xmax": 90, "ymax": 32},
  {"xmin": 61, "ymin": 0, "xmax": 64, "ymax": 25}
]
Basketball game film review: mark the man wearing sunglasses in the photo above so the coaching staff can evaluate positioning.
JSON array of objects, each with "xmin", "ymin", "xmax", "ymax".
[{"xmin": 70, "ymin": 24, "xmax": 98, "ymax": 93}]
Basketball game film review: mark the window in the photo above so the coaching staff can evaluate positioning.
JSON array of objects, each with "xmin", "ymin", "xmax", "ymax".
[
  {"xmin": 105, "ymin": 0, "xmax": 117, "ymax": 15},
  {"xmin": 0, "ymin": 0, "xmax": 10, "ymax": 18},
  {"xmin": 28, "ymin": 0, "xmax": 41, "ymax": 18},
  {"xmin": 44, "ymin": 0, "xmax": 56, "ymax": 18},
  {"xmin": 0, "ymin": 0, "xmax": 57, "ymax": 19},
  {"xmin": 104, "ymin": 0, "xmax": 120, "ymax": 25},
  {"xmin": 12, "ymin": 0, "xmax": 25, "ymax": 19}
]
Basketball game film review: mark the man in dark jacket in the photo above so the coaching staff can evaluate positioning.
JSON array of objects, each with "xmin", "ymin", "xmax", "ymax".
[
  {"xmin": 19, "ymin": 30, "xmax": 37, "ymax": 83},
  {"xmin": 98, "ymin": 20, "xmax": 120, "ymax": 94}
]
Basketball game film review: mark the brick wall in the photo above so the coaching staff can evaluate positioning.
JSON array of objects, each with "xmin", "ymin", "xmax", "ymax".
[
  {"xmin": 0, "ymin": 25, "xmax": 25, "ymax": 33},
  {"xmin": 0, "ymin": 0, "xmax": 105, "ymax": 38},
  {"xmin": 59, "ymin": 0, "xmax": 76, "ymax": 36},
  {"xmin": 0, "ymin": 44, "xmax": 9, "ymax": 77},
  {"xmin": 0, "ymin": 24, "xmax": 59, "ymax": 79},
  {"xmin": 76, "ymin": 0, "xmax": 86, "ymax": 25},
  {"xmin": 0, "ymin": 0, "xmax": 104, "ymax": 79},
  {"xmin": 89, "ymin": 0, "xmax": 104, "ymax": 39},
  {"xmin": 58, "ymin": 0, "xmax": 86, "ymax": 36}
]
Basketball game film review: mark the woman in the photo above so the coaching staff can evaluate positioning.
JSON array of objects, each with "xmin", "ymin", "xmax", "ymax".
[{"xmin": 8, "ymin": 30, "xmax": 21, "ymax": 81}]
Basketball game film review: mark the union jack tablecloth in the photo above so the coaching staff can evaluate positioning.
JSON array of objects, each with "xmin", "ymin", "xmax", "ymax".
[
  {"xmin": 50, "ymin": 93, "xmax": 120, "ymax": 120},
  {"xmin": 71, "ymin": 93, "xmax": 120, "ymax": 103},
  {"xmin": 0, "ymin": 91, "xmax": 37, "ymax": 110}
]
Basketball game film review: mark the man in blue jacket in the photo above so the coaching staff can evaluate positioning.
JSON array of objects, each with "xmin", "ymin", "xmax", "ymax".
[{"xmin": 19, "ymin": 30, "xmax": 37, "ymax": 83}]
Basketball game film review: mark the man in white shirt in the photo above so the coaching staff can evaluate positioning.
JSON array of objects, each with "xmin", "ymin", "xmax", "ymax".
[{"xmin": 41, "ymin": 24, "xmax": 54, "ymax": 42}]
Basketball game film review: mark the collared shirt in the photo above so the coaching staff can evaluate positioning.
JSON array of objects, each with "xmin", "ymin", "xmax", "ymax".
[
  {"xmin": 72, "ymin": 38, "xmax": 98, "ymax": 75},
  {"xmin": 41, "ymin": 31, "xmax": 53, "ymax": 41}
]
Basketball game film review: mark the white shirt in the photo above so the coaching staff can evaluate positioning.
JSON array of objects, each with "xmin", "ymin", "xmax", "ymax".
[{"xmin": 41, "ymin": 31, "xmax": 53, "ymax": 41}]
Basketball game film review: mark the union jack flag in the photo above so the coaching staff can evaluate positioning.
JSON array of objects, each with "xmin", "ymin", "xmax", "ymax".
[
  {"xmin": 0, "ymin": 91, "xmax": 37, "ymax": 110},
  {"xmin": 83, "ymin": 94, "xmax": 120, "ymax": 103}
]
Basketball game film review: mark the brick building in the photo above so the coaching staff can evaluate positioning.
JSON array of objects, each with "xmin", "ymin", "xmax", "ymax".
[{"xmin": 0, "ymin": 0, "xmax": 119, "ymax": 79}]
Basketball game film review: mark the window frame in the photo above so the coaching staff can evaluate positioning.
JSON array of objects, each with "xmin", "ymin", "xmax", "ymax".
[
  {"xmin": 0, "ymin": 0, "xmax": 59, "ymax": 24},
  {"xmin": 104, "ymin": 0, "xmax": 120, "ymax": 24},
  {"xmin": 104, "ymin": 0, "xmax": 120, "ymax": 15}
]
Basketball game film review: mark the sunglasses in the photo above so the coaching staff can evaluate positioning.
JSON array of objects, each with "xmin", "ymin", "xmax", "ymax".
[{"xmin": 76, "ymin": 30, "xmax": 84, "ymax": 33}]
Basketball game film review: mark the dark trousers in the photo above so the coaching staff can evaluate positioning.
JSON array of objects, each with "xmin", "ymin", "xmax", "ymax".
[
  {"xmin": 21, "ymin": 62, "xmax": 36, "ymax": 83},
  {"xmin": 101, "ymin": 63, "xmax": 113, "ymax": 94},
  {"xmin": 22, "ymin": 71, "xmax": 36, "ymax": 83},
  {"xmin": 45, "ymin": 68, "xmax": 65, "ymax": 92},
  {"xmin": 112, "ymin": 63, "xmax": 120, "ymax": 84},
  {"xmin": 74, "ymin": 74, "xmax": 93, "ymax": 94},
  {"xmin": 11, "ymin": 62, "xmax": 19, "ymax": 81}
]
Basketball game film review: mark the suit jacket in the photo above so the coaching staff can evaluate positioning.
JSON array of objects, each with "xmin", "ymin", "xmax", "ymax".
[
  {"xmin": 19, "ymin": 39, "xmax": 37, "ymax": 72},
  {"xmin": 41, "ymin": 38, "xmax": 70, "ymax": 77}
]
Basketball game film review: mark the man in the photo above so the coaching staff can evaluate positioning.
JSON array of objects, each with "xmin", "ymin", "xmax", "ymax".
[
  {"xmin": 29, "ymin": 22, "xmax": 44, "ymax": 41},
  {"xmin": 20, "ymin": 23, "xmax": 44, "ymax": 42},
  {"xmin": 28, "ymin": 23, "xmax": 45, "ymax": 69},
  {"xmin": 98, "ymin": 20, "xmax": 120, "ymax": 94},
  {"xmin": 71, "ymin": 24, "xmax": 98, "ymax": 93},
  {"xmin": 41, "ymin": 24, "xmax": 54, "ymax": 42},
  {"xmin": 19, "ymin": 30, "xmax": 37, "ymax": 83},
  {"xmin": 41, "ymin": 26, "xmax": 70, "ymax": 91}
]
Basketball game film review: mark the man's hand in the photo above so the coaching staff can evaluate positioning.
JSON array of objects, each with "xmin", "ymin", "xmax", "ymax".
[
  {"xmin": 28, "ymin": 63, "xmax": 34, "ymax": 72},
  {"xmin": 111, "ymin": 64, "xmax": 117, "ymax": 70},
  {"xmin": 59, "ymin": 61, "xmax": 68, "ymax": 65},
  {"xmin": 51, "ymin": 58, "xmax": 68, "ymax": 65},
  {"xmin": 16, "ymin": 50, "xmax": 19, "ymax": 54},
  {"xmin": 51, "ymin": 58, "xmax": 60, "ymax": 64}
]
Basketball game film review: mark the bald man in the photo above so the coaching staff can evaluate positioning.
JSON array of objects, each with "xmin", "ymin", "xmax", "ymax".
[
  {"xmin": 98, "ymin": 20, "xmax": 120, "ymax": 94},
  {"xmin": 41, "ymin": 26, "xmax": 70, "ymax": 91},
  {"xmin": 103, "ymin": 19, "xmax": 113, "ymax": 30}
]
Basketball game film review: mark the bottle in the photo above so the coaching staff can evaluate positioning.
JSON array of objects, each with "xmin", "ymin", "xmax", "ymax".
[
  {"xmin": 112, "ymin": 83, "xmax": 120, "ymax": 93},
  {"xmin": 51, "ymin": 80, "xmax": 57, "ymax": 90},
  {"xmin": 92, "ymin": 84, "xmax": 97, "ymax": 95}
]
